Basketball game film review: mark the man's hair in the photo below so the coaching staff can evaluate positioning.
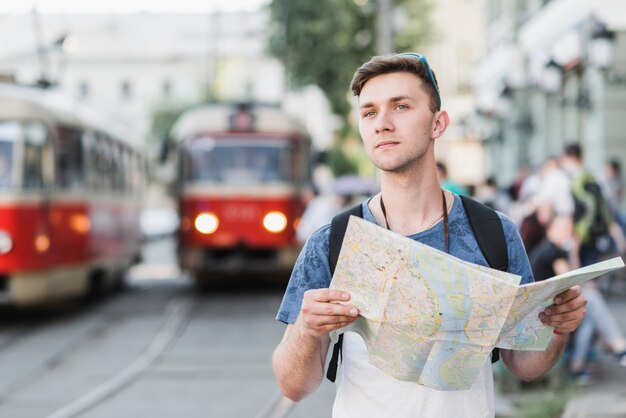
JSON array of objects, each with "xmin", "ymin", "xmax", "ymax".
[
  {"xmin": 350, "ymin": 54, "xmax": 441, "ymax": 113},
  {"xmin": 564, "ymin": 143, "xmax": 582, "ymax": 160}
]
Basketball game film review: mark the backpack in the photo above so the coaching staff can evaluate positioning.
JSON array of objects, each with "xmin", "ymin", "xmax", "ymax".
[
  {"xmin": 326, "ymin": 195, "xmax": 509, "ymax": 382},
  {"xmin": 571, "ymin": 173, "xmax": 612, "ymax": 252}
]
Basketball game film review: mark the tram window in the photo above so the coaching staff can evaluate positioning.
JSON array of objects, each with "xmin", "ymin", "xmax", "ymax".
[
  {"xmin": 82, "ymin": 131, "xmax": 98, "ymax": 189},
  {"xmin": 22, "ymin": 122, "xmax": 47, "ymax": 189},
  {"xmin": 186, "ymin": 140, "xmax": 295, "ymax": 184},
  {"xmin": 131, "ymin": 153, "xmax": 143, "ymax": 193},
  {"xmin": 0, "ymin": 121, "xmax": 18, "ymax": 189},
  {"xmin": 110, "ymin": 144, "xmax": 120, "ymax": 191},
  {"xmin": 120, "ymin": 147, "xmax": 129, "ymax": 193},
  {"xmin": 56, "ymin": 127, "xmax": 84, "ymax": 189},
  {"xmin": 112, "ymin": 144, "xmax": 126, "ymax": 192},
  {"xmin": 99, "ymin": 136, "xmax": 115, "ymax": 191}
]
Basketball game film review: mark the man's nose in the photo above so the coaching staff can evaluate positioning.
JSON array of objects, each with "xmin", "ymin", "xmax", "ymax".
[{"xmin": 374, "ymin": 110, "xmax": 394, "ymax": 134}]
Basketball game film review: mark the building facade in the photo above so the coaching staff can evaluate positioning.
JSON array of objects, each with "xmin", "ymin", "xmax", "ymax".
[
  {"xmin": 0, "ymin": 11, "xmax": 334, "ymax": 150},
  {"xmin": 424, "ymin": 0, "xmax": 487, "ymax": 187},
  {"xmin": 475, "ymin": 0, "xmax": 626, "ymax": 187}
]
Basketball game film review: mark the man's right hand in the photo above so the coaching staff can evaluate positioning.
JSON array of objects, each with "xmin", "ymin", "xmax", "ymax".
[{"xmin": 298, "ymin": 289, "xmax": 360, "ymax": 337}]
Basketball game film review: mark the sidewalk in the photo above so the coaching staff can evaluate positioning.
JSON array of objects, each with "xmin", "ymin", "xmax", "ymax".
[
  {"xmin": 561, "ymin": 293, "xmax": 626, "ymax": 418},
  {"xmin": 494, "ymin": 292, "xmax": 626, "ymax": 418}
]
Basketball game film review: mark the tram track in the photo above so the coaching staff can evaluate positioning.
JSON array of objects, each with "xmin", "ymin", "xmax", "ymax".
[
  {"xmin": 0, "ymin": 293, "xmax": 132, "ymax": 404},
  {"xmin": 0, "ymin": 275, "xmax": 294, "ymax": 418},
  {"xmin": 45, "ymin": 296, "xmax": 197, "ymax": 418},
  {"xmin": 0, "ymin": 310, "xmax": 113, "ymax": 405},
  {"xmin": 255, "ymin": 391, "xmax": 295, "ymax": 418},
  {"xmin": 0, "ymin": 324, "xmax": 37, "ymax": 353}
]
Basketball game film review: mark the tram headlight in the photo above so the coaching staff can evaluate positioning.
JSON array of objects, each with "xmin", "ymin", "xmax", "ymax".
[
  {"xmin": 35, "ymin": 233, "xmax": 50, "ymax": 253},
  {"xmin": 0, "ymin": 231, "xmax": 12, "ymax": 254},
  {"xmin": 263, "ymin": 211, "xmax": 288, "ymax": 233},
  {"xmin": 195, "ymin": 213, "xmax": 219, "ymax": 235}
]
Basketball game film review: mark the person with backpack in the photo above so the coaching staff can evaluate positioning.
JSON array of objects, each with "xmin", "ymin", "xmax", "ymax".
[
  {"xmin": 561, "ymin": 144, "xmax": 626, "ymax": 266},
  {"xmin": 558, "ymin": 144, "xmax": 626, "ymax": 383},
  {"xmin": 272, "ymin": 53, "xmax": 587, "ymax": 418}
]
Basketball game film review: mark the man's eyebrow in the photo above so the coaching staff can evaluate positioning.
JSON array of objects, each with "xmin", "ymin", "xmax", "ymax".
[
  {"xmin": 359, "ymin": 95, "xmax": 413, "ymax": 109},
  {"xmin": 389, "ymin": 95, "xmax": 412, "ymax": 103}
]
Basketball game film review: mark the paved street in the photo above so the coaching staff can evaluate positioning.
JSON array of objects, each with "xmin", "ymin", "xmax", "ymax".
[
  {"xmin": 0, "ymin": 238, "xmax": 291, "ymax": 418},
  {"xmin": 1, "ymin": 238, "xmax": 625, "ymax": 417}
]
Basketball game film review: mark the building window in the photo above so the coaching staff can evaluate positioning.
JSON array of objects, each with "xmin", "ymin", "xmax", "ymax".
[
  {"xmin": 121, "ymin": 80, "xmax": 132, "ymax": 100},
  {"xmin": 79, "ymin": 81, "xmax": 90, "ymax": 99},
  {"xmin": 162, "ymin": 79, "xmax": 171, "ymax": 98}
]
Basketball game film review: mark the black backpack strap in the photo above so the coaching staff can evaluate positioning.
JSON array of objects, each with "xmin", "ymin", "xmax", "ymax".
[
  {"xmin": 460, "ymin": 195, "xmax": 508, "ymax": 272},
  {"xmin": 460, "ymin": 195, "xmax": 508, "ymax": 364},
  {"xmin": 329, "ymin": 204, "xmax": 363, "ymax": 275},
  {"xmin": 326, "ymin": 334, "xmax": 343, "ymax": 382},
  {"xmin": 326, "ymin": 204, "xmax": 363, "ymax": 382}
]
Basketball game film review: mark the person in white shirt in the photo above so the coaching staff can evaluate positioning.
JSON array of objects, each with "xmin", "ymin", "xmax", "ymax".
[{"xmin": 272, "ymin": 53, "xmax": 588, "ymax": 418}]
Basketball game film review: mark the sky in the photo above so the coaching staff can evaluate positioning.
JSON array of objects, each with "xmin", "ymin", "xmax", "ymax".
[{"xmin": 0, "ymin": 0, "xmax": 270, "ymax": 14}]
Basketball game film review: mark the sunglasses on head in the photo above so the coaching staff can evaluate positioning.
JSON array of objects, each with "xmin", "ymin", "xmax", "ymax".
[{"xmin": 398, "ymin": 52, "xmax": 441, "ymax": 109}]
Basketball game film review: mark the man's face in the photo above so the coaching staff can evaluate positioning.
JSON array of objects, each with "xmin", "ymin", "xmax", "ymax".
[{"xmin": 358, "ymin": 72, "xmax": 437, "ymax": 174}]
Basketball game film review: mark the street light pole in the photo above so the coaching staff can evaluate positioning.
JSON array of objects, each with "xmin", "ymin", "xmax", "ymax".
[
  {"xmin": 31, "ymin": 8, "xmax": 51, "ymax": 86},
  {"xmin": 377, "ymin": 0, "xmax": 394, "ymax": 54}
]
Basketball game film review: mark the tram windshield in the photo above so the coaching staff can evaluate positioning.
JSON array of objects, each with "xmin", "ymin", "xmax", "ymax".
[
  {"xmin": 183, "ymin": 138, "xmax": 296, "ymax": 185},
  {"xmin": 0, "ymin": 121, "xmax": 18, "ymax": 189}
]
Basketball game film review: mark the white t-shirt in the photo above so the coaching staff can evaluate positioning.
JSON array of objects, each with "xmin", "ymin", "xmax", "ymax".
[
  {"xmin": 332, "ymin": 332, "xmax": 495, "ymax": 418},
  {"xmin": 535, "ymin": 169, "xmax": 574, "ymax": 215}
]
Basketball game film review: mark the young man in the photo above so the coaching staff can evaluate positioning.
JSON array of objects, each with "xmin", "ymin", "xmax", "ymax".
[{"xmin": 273, "ymin": 53, "xmax": 587, "ymax": 417}]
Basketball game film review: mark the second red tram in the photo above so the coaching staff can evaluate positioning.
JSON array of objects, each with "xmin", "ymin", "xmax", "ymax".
[
  {"xmin": 0, "ymin": 83, "xmax": 144, "ymax": 306},
  {"xmin": 171, "ymin": 103, "xmax": 312, "ymax": 282}
]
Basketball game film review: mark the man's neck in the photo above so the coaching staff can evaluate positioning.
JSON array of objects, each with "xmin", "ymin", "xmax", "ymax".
[{"xmin": 372, "ymin": 169, "xmax": 447, "ymax": 235}]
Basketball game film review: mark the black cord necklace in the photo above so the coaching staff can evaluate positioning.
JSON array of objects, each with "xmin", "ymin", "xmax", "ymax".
[{"xmin": 379, "ymin": 189, "xmax": 449, "ymax": 253}]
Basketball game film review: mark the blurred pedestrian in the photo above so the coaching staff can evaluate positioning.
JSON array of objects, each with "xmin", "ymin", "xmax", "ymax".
[
  {"xmin": 519, "ymin": 157, "xmax": 575, "ymax": 254},
  {"xmin": 508, "ymin": 165, "xmax": 529, "ymax": 202},
  {"xmin": 559, "ymin": 144, "xmax": 626, "ymax": 384},
  {"xmin": 561, "ymin": 144, "xmax": 626, "ymax": 265},
  {"xmin": 568, "ymin": 281, "xmax": 626, "ymax": 384},
  {"xmin": 602, "ymin": 159, "xmax": 626, "ymax": 234},
  {"xmin": 519, "ymin": 200, "xmax": 554, "ymax": 254},
  {"xmin": 529, "ymin": 214, "xmax": 578, "ymax": 281},
  {"xmin": 296, "ymin": 185, "xmax": 343, "ymax": 244},
  {"xmin": 534, "ymin": 156, "xmax": 574, "ymax": 217},
  {"xmin": 474, "ymin": 176, "xmax": 511, "ymax": 213},
  {"xmin": 436, "ymin": 161, "xmax": 468, "ymax": 196}
]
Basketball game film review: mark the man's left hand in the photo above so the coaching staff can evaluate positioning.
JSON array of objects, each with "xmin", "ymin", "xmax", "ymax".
[{"xmin": 539, "ymin": 285, "xmax": 587, "ymax": 335}]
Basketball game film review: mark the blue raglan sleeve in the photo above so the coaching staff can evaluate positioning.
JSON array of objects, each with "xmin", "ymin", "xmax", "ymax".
[
  {"xmin": 276, "ymin": 224, "xmax": 333, "ymax": 324},
  {"xmin": 498, "ymin": 212, "xmax": 535, "ymax": 285}
]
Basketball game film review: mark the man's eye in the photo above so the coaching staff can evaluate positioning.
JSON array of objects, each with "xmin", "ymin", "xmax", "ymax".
[
  {"xmin": 397, "ymin": 104, "xmax": 408, "ymax": 110},
  {"xmin": 363, "ymin": 111, "xmax": 375, "ymax": 117}
]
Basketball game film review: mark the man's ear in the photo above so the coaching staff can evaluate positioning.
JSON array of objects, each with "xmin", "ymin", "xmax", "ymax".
[{"xmin": 432, "ymin": 110, "xmax": 450, "ymax": 140}]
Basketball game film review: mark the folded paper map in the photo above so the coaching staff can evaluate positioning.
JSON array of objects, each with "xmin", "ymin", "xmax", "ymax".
[{"xmin": 329, "ymin": 216, "xmax": 625, "ymax": 391}]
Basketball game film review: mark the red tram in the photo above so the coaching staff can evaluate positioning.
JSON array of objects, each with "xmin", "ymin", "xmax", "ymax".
[
  {"xmin": 0, "ymin": 84, "xmax": 144, "ymax": 306},
  {"xmin": 171, "ymin": 103, "xmax": 312, "ymax": 283}
]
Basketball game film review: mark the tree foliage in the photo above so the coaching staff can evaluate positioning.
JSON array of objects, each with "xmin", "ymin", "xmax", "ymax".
[
  {"xmin": 268, "ymin": 0, "xmax": 433, "ymax": 121},
  {"xmin": 269, "ymin": 0, "xmax": 376, "ymax": 119},
  {"xmin": 268, "ymin": 0, "xmax": 433, "ymax": 175}
]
